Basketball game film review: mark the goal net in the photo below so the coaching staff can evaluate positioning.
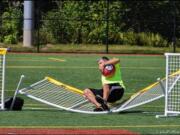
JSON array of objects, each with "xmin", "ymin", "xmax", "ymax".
[
  {"xmin": 0, "ymin": 48, "xmax": 7, "ymax": 110},
  {"xmin": 18, "ymin": 77, "xmax": 108, "ymax": 114},
  {"xmin": 112, "ymin": 78, "xmax": 166, "ymax": 112},
  {"xmin": 17, "ymin": 75, "xmax": 167, "ymax": 114},
  {"xmin": 163, "ymin": 53, "xmax": 180, "ymax": 117}
]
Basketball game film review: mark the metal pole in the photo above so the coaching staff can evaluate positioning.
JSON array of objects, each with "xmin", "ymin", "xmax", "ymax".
[
  {"xmin": 23, "ymin": 0, "xmax": 34, "ymax": 47},
  {"xmin": 10, "ymin": 75, "xmax": 25, "ymax": 110},
  {"xmin": 172, "ymin": 1, "xmax": 176, "ymax": 53},
  {"xmin": 36, "ymin": 6, "xmax": 40, "ymax": 53},
  {"xmin": 105, "ymin": 0, "xmax": 109, "ymax": 54}
]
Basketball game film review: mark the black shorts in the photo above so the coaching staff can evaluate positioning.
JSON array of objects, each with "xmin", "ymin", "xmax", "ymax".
[{"xmin": 89, "ymin": 83, "xmax": 124, "ymax": 103}]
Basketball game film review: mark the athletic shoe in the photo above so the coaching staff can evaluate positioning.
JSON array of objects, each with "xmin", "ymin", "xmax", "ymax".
[
  {"xmin": 95, "ymin": 95, "xmax": 110, "ymax": 111},
  {"xmin": 93, "ymin": 106, "xmax": 104, "ymax": 112}
]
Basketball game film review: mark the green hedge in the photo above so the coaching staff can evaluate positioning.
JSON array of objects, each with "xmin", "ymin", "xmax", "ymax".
[
  {"xmin": 0, "ymin": 7, "xmax": 22, "ymax": 44},
  {"xmin": 0, "ymin": 2, "xmax": 172, "ymax": 47}
]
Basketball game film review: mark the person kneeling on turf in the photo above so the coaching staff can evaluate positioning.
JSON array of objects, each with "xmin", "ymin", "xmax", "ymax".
[{"xmin": 84, "ymin": 56, "xmax": 125, "ymax": 111}]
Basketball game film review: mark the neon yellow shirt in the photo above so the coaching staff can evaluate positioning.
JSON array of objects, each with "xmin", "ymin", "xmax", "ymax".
[{"xmin": 101, "ymin": 64, "xmax": 125, "ymax": 88}]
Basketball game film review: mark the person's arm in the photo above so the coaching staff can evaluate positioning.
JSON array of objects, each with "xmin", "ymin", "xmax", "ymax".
[{"xmin": 104, "ymin": 58, "xmax": 120, "ymax": 65}]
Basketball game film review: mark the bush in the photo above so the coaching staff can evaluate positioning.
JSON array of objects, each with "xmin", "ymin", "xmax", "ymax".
[
  {"xmin": 88, "ymin": 23, "xmax": 106, "ymax": 44},
  {"xmin": 122, "ymin": 31, "xmax": 137, "ymax": 45},
  {"xmin": 3, "ymin": 34, "xmax": 17, "ymax": 44},
  {"xmin": 115, "ymin": 31, "xmax": 168, "ymax": 47},
  {"xmin": 37, "ymin": 27, "xmax": 56, "ymax": 45},
  {"xmin": 40, "ymin": 11, "xmax": 72, "ymax": 44},
  {"xmin": 136, "ymin": 32, "xmax": 168, "ymax": 47},
  {"xmin": 1, "ymin": 7, "xmax": 22, "ymax": 44}
]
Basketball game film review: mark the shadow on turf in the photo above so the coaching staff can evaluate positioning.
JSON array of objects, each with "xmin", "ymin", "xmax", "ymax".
[
  {"xmin": 117, "ymin": 110, "xmax": 164, "ymax": 116},
  {"xmin": 118, "ymin": 110, "xmax": 144, "ymax": 114}
]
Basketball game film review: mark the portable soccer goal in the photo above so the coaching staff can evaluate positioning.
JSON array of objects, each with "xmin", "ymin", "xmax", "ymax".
[
  {"xmin": 0, "ymin": 48, "xmax": 7, "ymax": 110},
  {"xmin": 15, "ymin": 74, "xmax": 168, "ymax": 114},
  {"xmin": 157, "ymin": 53, "xmax": 180, "ymax": 118}
]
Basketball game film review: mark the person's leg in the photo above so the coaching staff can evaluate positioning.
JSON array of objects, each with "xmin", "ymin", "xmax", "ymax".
[
  {"xmin": 83, "ymin": 88, "xmax": 101, "ymax": 108},
  {"xmin": 84, "ymin": 88, "xmax": 109, "ymax": 111},
  {"xmin": 107, "ymin": 84, "xmax": 124, "ymax": 103},
  {"xmin": 95, "ymin": 95, "xmax": 110, "ymax": 111},
  {"xmin": 102, "ymin": 84, "xmax": 110, "ymax": 101}
]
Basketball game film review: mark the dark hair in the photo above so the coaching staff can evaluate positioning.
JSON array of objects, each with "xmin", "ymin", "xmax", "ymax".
[
  {"xmin": 101, "ymin": 56, "xmax": 109, "ymax": 60},
  {"xmin": 97, "ymin": 56, "xmax": 109, "ymax": 63}
]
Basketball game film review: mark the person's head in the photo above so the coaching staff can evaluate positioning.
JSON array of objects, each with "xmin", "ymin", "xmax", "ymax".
[{"xmin": 98, "ymin": 56, "xmax": 109, "ymax": 71}]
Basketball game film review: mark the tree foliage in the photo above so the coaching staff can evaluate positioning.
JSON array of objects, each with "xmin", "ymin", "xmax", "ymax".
[
  {"xmin": 1, "ymin": 0, "xmax": 180, "ymax": 47},
  {"xmin": 0, "ymin": 4, "xmax": 22, "ymax": 44}
]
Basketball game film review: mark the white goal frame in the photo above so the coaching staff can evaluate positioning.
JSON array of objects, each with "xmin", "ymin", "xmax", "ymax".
[
  {"xmin": 157, "ymin": 53, "xmax": 180, "ymax": 118},
  {"xmin": 0, "ymin": 48, "xmax": 7, "ymax": 110}
]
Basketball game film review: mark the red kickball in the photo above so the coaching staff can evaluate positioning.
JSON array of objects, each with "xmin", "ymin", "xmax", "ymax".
[{"xmin": 102, "ymin": 64, "xmax": 115, "ymax": 77}]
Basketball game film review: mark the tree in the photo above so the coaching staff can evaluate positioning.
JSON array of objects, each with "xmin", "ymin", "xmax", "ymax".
[{"xmin": 0, "ymin": 0, "xmax": 23, "ymax": 44}]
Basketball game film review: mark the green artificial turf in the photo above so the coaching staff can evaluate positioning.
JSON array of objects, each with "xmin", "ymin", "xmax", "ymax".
[{"xmin": 0, "ymin": 53, "xmax": 179, "ymax": 135}]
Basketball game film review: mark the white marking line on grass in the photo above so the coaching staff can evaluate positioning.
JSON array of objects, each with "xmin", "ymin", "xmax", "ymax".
[
  {"xmin": 6, "ymin": 66, "xmax": 96, "ymax": 69},
  {"xmin": 48, "ymin": 58, "xmax": 66, "ymax": 62},
  {"xmin": 7, "ymin": 58, "xmax": 66, "ymax": 62},
  {"xmin": 8, "ymin": 59, "xmax": 48, "ymax": 62},
  {"xmin": 121, "ymin": 67, "xmax": 163, "ymax": 70},
  {"xmin": 6, "ymin": 66, "xmax": 162, "ymax": 70},
  {"xmin": 1, "ymin": 125, "xmax": 180, "ymax": 129}
]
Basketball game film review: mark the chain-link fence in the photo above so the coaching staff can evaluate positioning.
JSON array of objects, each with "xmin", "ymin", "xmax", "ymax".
[{"xmin": 0, "ymin": 0, "xmax": 180, "ymax": 53}]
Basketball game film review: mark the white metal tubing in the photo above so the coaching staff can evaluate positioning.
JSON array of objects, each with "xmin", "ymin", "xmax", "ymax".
[
  {"xmin": 18, "ymin": 74, "xmax": 169, "ymax": 114},
  {"xmin": 114, "ymin": 82, "xmax": 164, "ymax": 112},
  {"xmin": 164, "ymin": 53, "xmax": 180, "ymax": 117},
  {"xmin": 69, "ymin": 100, "xmax": 89, "ymax": 109},
  {"xmin": 24, "ymin": 93, "xmax": 110, "ymax": 114},
  {"xmin": 18, "ymin": 78, "xmax": 110, "ymax": 114},
  {"xmin": 165, "ymin": 53, "xmax": 180, "ymax": 56},
  {"xmin": 1, "ymin": 55, "xmax": 5, "ymax": 110},
  {"xmin": 164, "ymin": 54, "xmax": 169, "ymax": 116},
  {"xmin": 22, "ymin": 81, "xmax": 86, "ymax": 108},
  {"xmin": 157, "ymin": 78, "xmax": 166, "ymax": 95},
  {"xmin": 168, "ymin": 74, "xmax": 180, "ymax": 93},
  {"xmin": 10, "ymin": 75, "xmax": 25, "ymax": 110},
  {"xmin": 19, "ymin": 78, "xmax": 47, "ymax": 94},
  {"xmin": 113, "ymin": 95, "xmax": 164, "ymax": 113}
]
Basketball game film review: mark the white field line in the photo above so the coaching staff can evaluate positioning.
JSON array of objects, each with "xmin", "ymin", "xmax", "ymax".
[
  {"xmin": 48, "ymin": 57, "xmax": 66, "ymax": 62},
  {"xmin": 6, "ymin": 66, "xmax": 163, "ymax": 70}
]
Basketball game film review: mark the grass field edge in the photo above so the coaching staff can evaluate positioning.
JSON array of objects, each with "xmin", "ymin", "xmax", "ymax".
[{"xmin": 0, "ymin": 125, "xmax": 180, "ymax": 129}]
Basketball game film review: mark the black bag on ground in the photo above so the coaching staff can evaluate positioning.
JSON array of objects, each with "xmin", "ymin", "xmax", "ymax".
[{"xmin": 5, "ymin": 97, "xmax": 24, "ymax": 111}]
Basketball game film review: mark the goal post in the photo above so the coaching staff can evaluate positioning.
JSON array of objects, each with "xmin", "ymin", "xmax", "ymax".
[
  {"xmin": 0, "ymin": 48, "xmax": 7, "ymax": 110},
  {"xmin": 165, "ymin": 53, "xmax": 180, "ymax": 116},
  {"xmin": 157, "ymin": 53, "xmax": 180, "ymax": 118}
]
